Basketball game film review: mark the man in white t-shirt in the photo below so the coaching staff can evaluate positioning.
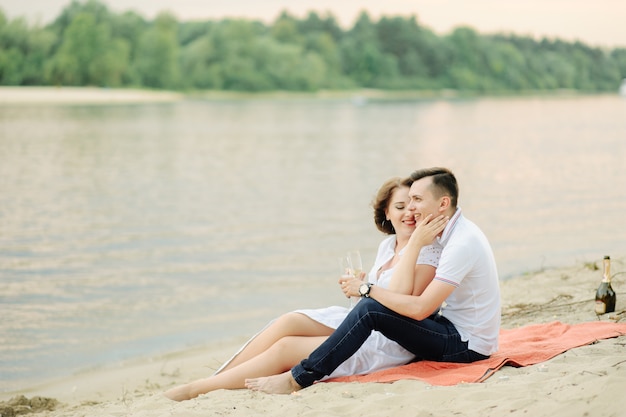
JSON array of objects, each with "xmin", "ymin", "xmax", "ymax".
[{"xmin": 245, "ymin": 167, "xmax": 501, "ymax": 394}]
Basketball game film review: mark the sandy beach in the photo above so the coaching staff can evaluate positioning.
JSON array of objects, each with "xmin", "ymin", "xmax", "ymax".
[
  {"xmin": 0, "ymin": 86, "xmax": 184, "ymax": 105},
  {"xmin": 1, "ymin": 257, "xmax": 625, "ymax": 417}
]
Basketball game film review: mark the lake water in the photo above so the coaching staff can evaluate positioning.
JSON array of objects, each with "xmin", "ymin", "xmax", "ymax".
[{"xmin": 1, "ymin": 94, "xmax": 625, "ymax": 392}]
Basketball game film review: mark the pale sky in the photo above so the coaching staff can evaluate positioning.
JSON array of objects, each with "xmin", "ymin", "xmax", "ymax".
[{"xmin": 2, "ymin": 0, "xmax": 625, "ymax": 48}]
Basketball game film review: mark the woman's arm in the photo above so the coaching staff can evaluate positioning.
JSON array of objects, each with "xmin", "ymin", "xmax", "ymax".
[
  {"xmin": 411, "ymin": 264, "xmax": 437, "ymax": 296},
  {"xmin": 387, "ymin": 214, "xmax": 447, "ymax": 295},
  {"xmin": 343, "ymin": 215, "xmax": 450, "ymax": 319}
]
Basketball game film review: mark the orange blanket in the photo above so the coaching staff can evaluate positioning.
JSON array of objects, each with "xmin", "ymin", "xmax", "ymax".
[{"xmin": 326, "ymin": 321, "xmax": 626, "ymax": 386}]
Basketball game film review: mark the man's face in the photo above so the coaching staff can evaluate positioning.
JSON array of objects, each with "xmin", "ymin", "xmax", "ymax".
[{"xmin": 408, "ymin": 177, "xmax": 442, "ymax": 222}]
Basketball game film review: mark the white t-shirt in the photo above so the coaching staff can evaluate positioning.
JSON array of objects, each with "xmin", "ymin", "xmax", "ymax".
[{"xmin": 433, "ymin": 208, "xmax": 501, "ymax": 356}]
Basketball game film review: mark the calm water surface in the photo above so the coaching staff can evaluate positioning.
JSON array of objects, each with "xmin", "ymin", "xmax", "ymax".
[{"xmin": 1, "ymin": 95, "xmax": 625, "ymax": 392}]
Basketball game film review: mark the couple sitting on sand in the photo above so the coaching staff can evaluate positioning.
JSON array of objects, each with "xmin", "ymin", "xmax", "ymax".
[{"xmin": 164, "ymin": 167, "xmax": 501, "ymax": 400}]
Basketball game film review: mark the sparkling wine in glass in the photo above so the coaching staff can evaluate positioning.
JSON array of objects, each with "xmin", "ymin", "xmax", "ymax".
[
  {"xmin": 348, "ymin": 250, "xmax": 363, "ymax": 279},
  {"xmin": 338, "ymin": 256, "xmax": 355, "ymax": 307},
  {"xmin": 338, "ymin": 256, "xmax": 353, "ymax": 278},
  {"xmin": 347, "ymin": 250, "xmax": 363, "ymax": 308}
]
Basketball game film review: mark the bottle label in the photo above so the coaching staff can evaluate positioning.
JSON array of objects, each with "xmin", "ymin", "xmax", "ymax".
[{"xmin": 595, "ymin": 301, "xmax": 607, "ymax": 315}]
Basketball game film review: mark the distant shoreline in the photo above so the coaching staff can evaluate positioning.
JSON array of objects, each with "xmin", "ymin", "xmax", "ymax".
[
  {"xmin": 1, "ymin": 86, "xmax": 617, "ymax": 106},
  {"xmin": 0, "ymin": 86, "xmax": 184, "ymax": 105}
]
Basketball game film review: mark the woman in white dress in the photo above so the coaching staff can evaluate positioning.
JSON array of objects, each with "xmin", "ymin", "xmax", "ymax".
[{"xmin": 164, "ymin": 177, "xmax": 441, "ymax": 401}]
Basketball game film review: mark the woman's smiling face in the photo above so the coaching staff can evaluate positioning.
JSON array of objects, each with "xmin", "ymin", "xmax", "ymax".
[{"xmin": 386, "ymin": 186, "xmax": 415, "ymax": 238}]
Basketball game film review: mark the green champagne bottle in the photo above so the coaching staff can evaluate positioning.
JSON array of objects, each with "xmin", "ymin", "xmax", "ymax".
[{"xmin": 594, "ymin": 256, "xmax": 616, "ymax": 315}]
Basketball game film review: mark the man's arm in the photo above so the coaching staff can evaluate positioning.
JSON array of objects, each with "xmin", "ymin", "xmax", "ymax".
[{"xmin": 367, "ymin": 279, "xmax": 455, "ymax": 321}]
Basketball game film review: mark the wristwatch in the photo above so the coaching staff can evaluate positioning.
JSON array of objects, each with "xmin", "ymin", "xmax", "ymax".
[{"xmin": 358, "ymin": 282, "xmax": 373, "ymax": 298}]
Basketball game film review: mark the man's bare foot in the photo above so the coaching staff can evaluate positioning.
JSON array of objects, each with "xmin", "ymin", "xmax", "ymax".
[{"xmin": 245, "ymin": 371, "xmax": 302, "ymax": 394}]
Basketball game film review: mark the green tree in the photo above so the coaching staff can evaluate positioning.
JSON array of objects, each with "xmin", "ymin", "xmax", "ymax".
[
  {"xmin": 178, "ymin": 20, "xmax": 213, "ymax": 47},
  {"xmin": 253, "ymin": 37, "xmax": 326, "ymax": 90},
  {"xmin": 480, "ymin": 38, "xmax": 529, "ymax": 90},
  {"xmin": 0, "ymin": 14, "xmax": 27, "ymax": 84},
  {"xmin": 296, "ymin": 11, "xmax": 343, "ymax": 42},
  {"xmin": 445, "ymin": 27, "xmax": 491, "ymax": 91},
  {"xmin": 46, "ymin": 11, "xmax": 129, "ymax": 86},
  {"xmin": 302, "ymin": 31, "xmax": 347, "ymax": 88},
  {"xmin": 106, "ymin": 11, "xmax": 147, "ymax": 85},
  {"xmin": 585, "ymin": 46, "xmax": 621, "ymax": 91},
  {"xmin": 0, "ymin": 47, "xmax": 23, "ymax": 85},
  {"xmin": 132, "ymin": 12, "xmax": 180, "ymax": 89},
  {"xmin": 376, "ymin": 16, "xmax": 426, "ymax": 77},
  {"xmin": 180, "ymin": 35, "xmax": 219, "ymax": 89},
  {"xmin": 611, "ymin": 48, "xmax": 626, "ymax": 79},
  {"xmin": 21, "ymin": 27, "xmax": 57, "ymax": 85},
  {"xmin": 50, "ymin": 0, "xmax": 111, "ymax": 32},
  {"xmin": 340, "ymin": 12, "xmax": 399, "ymax": 87},
  {"xmin": 374, "ymin": 15, "xmax": 453, "ymax": 89},
  {"xmin": 271, "ymin": 12, "xmax": 303, "ymax": 45},
  {"xmin": 2, "ymin": 2, "xmax": 625, "ymax": 92},
  {"xmin": 204, "ymin": 20, "xmax": 269, "ymax": 91},
  {"xmin": 294, "ymin": 11, "xmax": 347, "ymax": 88},
  {"xmin": 0, "ymin": 12, "xmax": 56, "ymax": 85}
]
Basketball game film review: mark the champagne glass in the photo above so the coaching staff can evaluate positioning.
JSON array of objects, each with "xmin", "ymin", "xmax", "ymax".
[
  {"xmin": 347, "ymin": 250, "xmax": 363, "ymax": 279},
  {"xmin": 347, "ymin": 250, "xmax": 363, "ymax": 308},
  {"xmin": 338, "ymin": 256, "xmax": 355, "ymax": 308},
  {"xmin": 338, "ymin": 256, "xmax": 352, "ymax": 278}
]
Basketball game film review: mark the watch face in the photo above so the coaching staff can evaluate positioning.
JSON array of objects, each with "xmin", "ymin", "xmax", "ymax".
[{"xmin": 359, "ymin": 283, "xmax": 369, "ymax": 295}]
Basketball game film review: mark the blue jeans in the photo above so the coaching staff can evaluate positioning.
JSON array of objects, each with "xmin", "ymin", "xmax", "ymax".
[{"xmin": 291, "ymin": 298, "xmax": 489, "ymax": 388}]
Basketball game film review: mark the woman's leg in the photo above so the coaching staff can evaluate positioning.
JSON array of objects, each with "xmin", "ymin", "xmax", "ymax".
[
  {"xmin": 164, "ymin": 335, "xmax": 328, "ymax": 401},
  {"xmin": 269, "ymin": 298, "xmax": 468, "ymax": 391},
  {"xmin": 218, "ymin": 312, "xmax": 334, "ymax": 373}
]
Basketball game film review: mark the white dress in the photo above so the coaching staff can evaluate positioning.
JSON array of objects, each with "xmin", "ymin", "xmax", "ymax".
[{"xmin": 215, "ymin": 236, "xmax": 441, "ymax": 379}]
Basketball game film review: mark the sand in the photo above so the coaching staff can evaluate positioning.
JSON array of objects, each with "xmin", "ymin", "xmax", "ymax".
[
  {"xmin": 0, "ymin": 86, "xmax": 183, "ymax": 105},
  {"xmin": 1, "ymin": 257, "xmax": 625, "ymax": 417}
]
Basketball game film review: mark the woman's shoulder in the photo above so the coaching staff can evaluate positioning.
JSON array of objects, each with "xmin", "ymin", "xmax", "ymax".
[
  {"xmin": 373, "ymin": 235, "xmax": 396, "ymax": 263},
  {"xmin": 377, "ymin": 235, "xmax": 396, "ymax": 249}
]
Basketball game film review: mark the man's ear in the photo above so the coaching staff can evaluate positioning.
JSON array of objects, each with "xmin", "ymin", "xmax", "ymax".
[{"xmin": 439, "ymin": 196, "xmax": 451, "ymax": 211}]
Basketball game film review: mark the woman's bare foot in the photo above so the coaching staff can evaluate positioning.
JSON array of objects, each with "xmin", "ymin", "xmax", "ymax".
[
  {"xmin": 163, "ymin": 384, "xmax": 191, "ymax": 401},
  {"xmin": 244, "ymin": 371, "xmax": 302, "ymax": 394}
]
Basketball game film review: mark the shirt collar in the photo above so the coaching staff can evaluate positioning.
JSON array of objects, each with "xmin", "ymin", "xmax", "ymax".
[{"xmin": 437, "ymin": 207, "xmax": 463, "ymax": 246}]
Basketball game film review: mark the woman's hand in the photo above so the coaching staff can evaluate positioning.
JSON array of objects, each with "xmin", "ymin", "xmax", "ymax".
[
  {"xmin": 338, "ymin": 272, "xmax": 365, "ymax": 298},
  {"xmin": 409, "ymin": 214, "xmax": 449, "ymax": 247}
]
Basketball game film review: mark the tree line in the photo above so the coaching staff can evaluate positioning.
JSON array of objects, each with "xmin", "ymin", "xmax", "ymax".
[{"xmin": 1, "ymin": 0, "xmax": 625, "ymax": 93}]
